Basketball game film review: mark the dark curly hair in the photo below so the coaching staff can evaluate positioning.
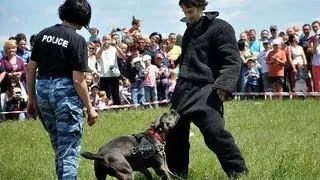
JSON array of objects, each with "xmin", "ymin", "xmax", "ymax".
[
  {"xmin": 58, "ymin": 0, "xmax": 91, "ymax": 29},
  {"xmin": 131, "ymin": 16, "xmax": 141, "ymax": 26},
  {"xmin": 179, "ymin": 0, "xmax": 208, "ymax": 10}
]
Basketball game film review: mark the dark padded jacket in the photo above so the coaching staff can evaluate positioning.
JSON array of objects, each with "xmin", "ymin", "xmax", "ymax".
[{"xmin": 176, "ymin": 11, "xmax": 241, "ymax": 93}]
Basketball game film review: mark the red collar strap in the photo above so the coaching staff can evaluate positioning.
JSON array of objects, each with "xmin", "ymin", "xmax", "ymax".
[{"xmin": 146, "ymin": 128, "xmax": 165, "ymax": 144}]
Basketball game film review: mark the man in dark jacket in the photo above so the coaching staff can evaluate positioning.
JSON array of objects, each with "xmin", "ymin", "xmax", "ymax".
[{"xmin": 165, "ymin": 0, "xmax": 248, "ymax": 179}]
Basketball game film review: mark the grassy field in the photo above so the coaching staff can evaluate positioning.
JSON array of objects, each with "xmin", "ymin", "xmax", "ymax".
[{"xmin": 0, "ymin": 100, "xmax": 319, "ymax": 180}]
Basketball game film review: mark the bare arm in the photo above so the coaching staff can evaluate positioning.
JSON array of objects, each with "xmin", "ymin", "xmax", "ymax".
[
  {"xmin": 95, "ymin": 46, "xmax": 104, "ymax": 60},
  {"xmin": 72, "ymin": 71, "xmax": 93, "ymax": 110},
  {"xmin": 301, "ymin": 46, "xmax": 307, "ymax": 65},
  {"xmin": 286, "ymin": 46, "xmax": 295, "ymax": 70},
  {"xmin": 26, "ymin": 60, "xmax": 38, "ymax": 100},
  {"xmin": 0, "ymin": 71, "xmax": 5, "ymax": 83},
  {"xmin": 26, "ymin": 60, "xmax": 38, "ymax": 120},
  {"xmin": 312, "ymin": 40, "xmax": 318, "ymax": 54},
  {"xmin": 114, "ymin": 44, "xmax": 125, "ymax": 59}
]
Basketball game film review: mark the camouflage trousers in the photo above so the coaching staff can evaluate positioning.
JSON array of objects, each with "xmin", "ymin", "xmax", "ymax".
[{"xmin": 36, "ymin": 78, "xmax": 84, "ymax": 180}]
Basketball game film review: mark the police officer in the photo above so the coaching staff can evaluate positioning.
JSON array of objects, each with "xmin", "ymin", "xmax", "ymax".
[
  {"xmin": 26, "ymin": 0, "xmax": 98, "ymax": 179},
  {"xmin": 165, "ymin": 0, "xmax": 248, "ymax": 179}
]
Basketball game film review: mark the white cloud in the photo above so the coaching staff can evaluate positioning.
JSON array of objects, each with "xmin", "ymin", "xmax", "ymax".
[
  {"xmin": 209, "ymin": 0, "xmax": 246, "ymax": 8},
  {"xmin": 38, "ymin": 6, "xmax": 58, "ymax": 16},
  {"xmin": 312, "ymin": 17, "xmax": 320, "ymax": 22},
  {"xmin": 220, "ymin": 10, "xmax": 247, "ymax": 22},
  {"xmin": 8, "ymin": 16, "xmax": 20, "ymax": 23}
]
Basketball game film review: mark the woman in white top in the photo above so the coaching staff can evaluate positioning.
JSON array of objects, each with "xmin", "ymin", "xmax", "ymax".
[
  {"xmin": 87, "ymin": 42, "xmax": 101, "ymax": 84},
  {"xmin": 289, "ymin": 34, "xmax": 307, "ymax": 67},
  {"xmin": 288, "ymin": 34, "xmax": 307, "ymax": 90}
]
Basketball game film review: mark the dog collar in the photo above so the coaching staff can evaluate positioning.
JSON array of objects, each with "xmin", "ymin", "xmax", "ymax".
[{"xmin": 146, "ymin": 128, "xmax": 165, "ymax": 144}]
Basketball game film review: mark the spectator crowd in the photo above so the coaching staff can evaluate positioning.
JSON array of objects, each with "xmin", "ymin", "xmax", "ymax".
[{"xmin": 1, "ymin": 16, "xmax": 320, "ymax": 120}]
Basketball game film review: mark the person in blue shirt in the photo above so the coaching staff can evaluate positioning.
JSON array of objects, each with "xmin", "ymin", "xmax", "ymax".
[
  {"xmin": 16, "ymin": 37, "xmax": 31, "ymax": 63},
  {"xmin": 245, "ymin": 59, "xmax": 260, "ymax": 93}
]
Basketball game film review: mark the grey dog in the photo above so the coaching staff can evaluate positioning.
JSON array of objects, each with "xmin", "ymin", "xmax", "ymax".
[{"xmin": 81, "ymin": 109, "xmax": 180, "ymax": 180}]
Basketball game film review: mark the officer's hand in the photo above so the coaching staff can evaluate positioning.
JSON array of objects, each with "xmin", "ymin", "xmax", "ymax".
[
  {"xmin": 27, "ymin": 98, "xmax": 37, "ymax": 120},
  {"xmin": 216, "ymin": 89, "xmax": 232, "ymax": 102},
  {"xmin": 87, "ymin": 108, "xmax": 98, "ymax": 126}
]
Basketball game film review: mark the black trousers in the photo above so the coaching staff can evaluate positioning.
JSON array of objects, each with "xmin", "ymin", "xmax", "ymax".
[
  {"xmin": 99, "ymin": 77, "xmax": 120, "ymax": 105},
  {"xmin": 165, "ymin": 78, "xmax": 247, "ymax": 178}
]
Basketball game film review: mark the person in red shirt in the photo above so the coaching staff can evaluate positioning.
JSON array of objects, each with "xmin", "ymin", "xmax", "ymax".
[{"xmin": 266, "ymin": 39, "xmax": 287, "ymax": 93}]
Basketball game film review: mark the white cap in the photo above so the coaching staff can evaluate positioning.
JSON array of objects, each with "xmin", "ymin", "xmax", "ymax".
[
  {"xmin": 131, "ymin": 57, "xmax": 142, "ymax": 67},
  {"xmin": 272, "ymin": 38, "xmax": 282, "ymax": 45},
  {"xmin": 142, "ymin": 54, "xmax": 151, "ymax": 62}
]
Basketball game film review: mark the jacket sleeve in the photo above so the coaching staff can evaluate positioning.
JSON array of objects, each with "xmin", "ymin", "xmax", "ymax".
[{"xmin": 212, "ymin": 21, "xmax": 241, "ymax": 93}]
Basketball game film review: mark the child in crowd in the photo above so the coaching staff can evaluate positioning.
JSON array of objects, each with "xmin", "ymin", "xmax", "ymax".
[
  {"xmin": 143, "ymin": 55, "xmax": 159, "ymax": 108},
  {"xmin": 89, "ymin": 84, "xmax": 100, "ymax": 108},
  {"xmin": 154, "ymin": 54, "xmax": 170, "ymax": 100},
  {"xmin": 97, "ymin": 91, "xmax": 108, "ymax": 108},
  {"xmin": 293, "ymin": 63, "xmax": 309, "ymax": 92},
  {"xmin": 130, "ymin": 57, "xmax": 145, "ymax": 106},
  {"xmin": 245, "ymin": 59, "xmax": 260, "ymax": 93},
  {"xmin": 168, "ymin": 69, "xmax": 177, "ymax": 99},
  {"xmin": 88, "ymin": 27, "xmax": 101, "ymax": 42}
]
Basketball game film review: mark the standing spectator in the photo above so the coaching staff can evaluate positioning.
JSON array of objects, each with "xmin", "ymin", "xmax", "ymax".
[
  {"xmin": 96, "ymin": 35, "xmax": 125, "ymax": 105},
  {"xmin": 143, "ymin": 54, "xmax": 159, "ymax": 108},
  {"xmin": 88, "ymin": 27, "xmax": 100, "ymax": 42},
  {"xmin": 0, "ymin": 40, "xmax": 26, "ymax": 94},
  {"xmin": 266, "ymin": 39, "xmax": 287, "ymax": 94},
  {"xmin": 238, "ymin": 39, "xmax": 256, "ymax": 93},
  {"xmin": 311, "ymin": 24, "xmax": 320, "ymax": 92},
  {"xmin": 137, "ymin": 37, "xmax": 153, "ymax": 57},
  {"xmin": 0, "ymin": 64, "xmax": 6, "ymax": 121},
  {"xmin": 26, "ymin": 0, "xmax": 98, "ymax": 179},
  {"xmin": 167, "ymin": 33, "xmax": 182, "ymax": 68},
  {"xmin": 15, "ymin": 36, "xmax": 31, "ymax": 63},
  {"xmin": 259, "ymin": 30, "xmax": 269, "ymax": 51},
  {"xmin": 87, "ymin": 42, "xmax": 100, "ymax": 84},
  {"xmin": 168, "ymin": 69, "xmax": 177, "ymax": 99},
  {"xmin": 129, "ymin": 57, "xmax": 145, "ymax": 106},
  {"xmin": 248, "ymin": 29, "xmax": 261, "ymax": 54},
  {"xmin": 299, "ymin": 24, "xmax": 314, "ymax": 91},
  {"xmin": 257, "ymin": 40, "xmax": 271, "ymax": 92},
  {"xmin": 268, "ymin": 25, "xmax": 278, "ymax": 44},
  {"xmin": 29, "ymin": 34, "xmax": 38, "ymax": 50},
  {"xmin": 154, "ymin": 54, "xmax": 169, "ymax": 100},
  {"xmin": 155, "ymin": 39, "xmax": 171, "ymax": 68},
  {"xmin": 239, "ymin": 32, "xmax": 248, "ymax": 42},
  {"xmin": 149, "ymin": 32, "xmax": 162, "ymax": 53},
  {"xmin": 244, "ymin": 59, "xmax": 260, "ymax": 93},
  {"xmin": 165, "ymin": 1, "xmax": 247, "ymax": 179},
  {"xmin": 288, "ymin": 34, "xmax": 307, "ymax": 90}
]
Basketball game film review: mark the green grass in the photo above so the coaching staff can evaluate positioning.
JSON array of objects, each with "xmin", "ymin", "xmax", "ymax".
[{"xmin": 0, "ymin": 100, "xmax": 320, "ymax": 180}]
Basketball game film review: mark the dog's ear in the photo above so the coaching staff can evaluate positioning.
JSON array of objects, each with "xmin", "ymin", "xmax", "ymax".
[{"xmin": 150, "ymin": 115, "xmax": 161, "ymax": 129}]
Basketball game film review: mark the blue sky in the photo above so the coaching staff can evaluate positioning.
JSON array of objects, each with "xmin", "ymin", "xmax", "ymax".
[{"xmin": 0, "ymin": 0, "xmax": 320, "ymax": 48}]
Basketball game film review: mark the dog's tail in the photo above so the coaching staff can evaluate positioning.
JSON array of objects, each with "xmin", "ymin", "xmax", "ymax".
[{"xmin": 81, "ymin": 152, "xmax": 105, "ymax": 161}]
